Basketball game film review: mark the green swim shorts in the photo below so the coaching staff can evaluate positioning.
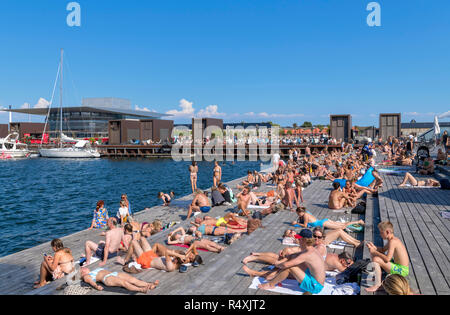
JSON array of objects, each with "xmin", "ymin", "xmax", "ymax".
[{"xmin": 390, "ymin": 262, "xmax": 409, "ymax": 277}]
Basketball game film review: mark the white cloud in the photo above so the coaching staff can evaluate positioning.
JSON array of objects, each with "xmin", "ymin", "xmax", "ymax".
[
  {"xmin": 197, "ymin": 105, "xmax": 226, "ymax": 118},
  {"xmin": 34, "ymin": 98, "xmax": 50, "ymax": 109},
  {"xmin": 21, "ymin": 102, "xmax": 31, "ymax": 109},
  {"xmin": 403, "ymin": 111, "xmax": 437, "ymax": 117},
  {"xmin": 438, "ymin": 111, "xmax": 450, "ymax": 119},
  {"xmin": 166, "ymin": 99, "xmax": 195, "ymax": 117},
  {"xmin": 135, "ymin": 105, "xmax": 155, "ymax": 112}
]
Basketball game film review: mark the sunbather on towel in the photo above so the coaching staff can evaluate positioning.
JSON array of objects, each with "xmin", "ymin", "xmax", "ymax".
[
  {"xmin": 398, "ymin": 172, "xmax": 440, "ymax": 188},
  {"xmin": 80, "ymin": 267, "xmax": 159, "ymax": 293},
  {"xmin": 189, "ymin": 222, "xmax": 246, "ymax": 236},
  {"xmin": 243, "ymin": 229, "xmax": 326, "ymax": 295},
  {"xmin": 293, "ymin": 207, "xmax": 365, "ymax": 230},
  {"xmin": 192, "ymin": 213, "xmax": 247, "ymax": 229},
  {"xmin": 312, "ymin": 228, "xmax": 354, "ymax": 272}
]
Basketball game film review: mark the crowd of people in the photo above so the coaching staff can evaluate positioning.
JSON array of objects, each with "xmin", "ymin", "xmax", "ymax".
[{"xmin": 35, "ymin": 133, "xmax": 447, "ymax": 295}]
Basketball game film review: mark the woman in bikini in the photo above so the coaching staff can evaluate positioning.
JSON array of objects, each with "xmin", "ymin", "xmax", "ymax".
[
  {"xmin": 167, "ymin": 227, "xmax": 225, "ymax": 253},
  {"xmin": 213, "ymin": 161, "xmax": 222, "ymax": 188},
  {"xmin": 293, "ymin": 207, "xmax": 365, "ymax": 231},
  {"xmin": 189, "ymin": 222, "xmax": 247, "ymax": 237},
  {"xmin": 399, "ymin": 172, "xmax": 441, "ymax": 187},
  {"xmin": 34, "ymin": 239, "xmax": 75, "ymax": 288},
  {"xmin": 189, "ymin": 161, "xmax": 199, "ymax": 194},
  {"xmin": 81, "ymin": 267, "xmax": 159, "ymax": 293}
]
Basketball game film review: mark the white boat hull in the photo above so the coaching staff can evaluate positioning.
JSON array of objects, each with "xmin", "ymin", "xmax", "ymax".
[
  {"xmin": 0, "ymin": 150, "xmax": 31, "ymax": 159},
  {"xmin": 39, "ymin": 148, "xmax": 101, "ymax": 158}
]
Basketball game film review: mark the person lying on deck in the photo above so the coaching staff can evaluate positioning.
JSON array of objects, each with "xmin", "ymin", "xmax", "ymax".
[
  {"xmin": 242, "ymin": 229, "xmax": 326, "ymax": 295},
  {"xmin": 192, "ymin": 213, "xmax": 248, "ymax": 229},
  {"xmin": 34, "ymin": 239, "xmax": 75, "ymax": 289},
  {"xmin": 292, "ymin": 207, "xmax": 365, "ymax": 231},
  {"xmin": 365, "ymin": 221, "xmax": 410, "ymax": 293},
  {"xmin": 188, "ymin": 222, "xmax": 247, "ymax": 236},
  {"xmin": 80, "ymin": 267, "xmax": 159, "ymax": 293},
  {"xmin": 398, "ymin": 172, "xmax": 441, "ymax": 188},
  {"xmin": 117, "ymin": 238, "xmax": 197, "ymax": 272},
  {"xmin": 187, "ymin": 190, "xmax": 211, "ymax": 219},
  {"xmin": 167, "ymin": 227, "xmax": 225, "ymax": 253}
]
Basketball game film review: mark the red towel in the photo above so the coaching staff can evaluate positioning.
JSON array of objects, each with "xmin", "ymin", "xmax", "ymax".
[{"xmin": 171, "ymin": 243, "xmax": 209, "ymax": 252}]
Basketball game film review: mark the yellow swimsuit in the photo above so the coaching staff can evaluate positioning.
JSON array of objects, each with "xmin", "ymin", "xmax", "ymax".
[{"xmin": 216, "ymin": 217, "xmax": 228, "ymax": 227}]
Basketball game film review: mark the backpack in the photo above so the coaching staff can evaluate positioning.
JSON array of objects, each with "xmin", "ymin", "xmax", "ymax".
[
  {"xmin": 440, "ymin": 179, "xmax": 450, "ymax": 190},
  {"xmin": 351, "ymin": 201, "xmax": 366, "ymax": 214},
  {"xmin": 336, "ymin": 259, "xmax": 371, "ymax": 285}
]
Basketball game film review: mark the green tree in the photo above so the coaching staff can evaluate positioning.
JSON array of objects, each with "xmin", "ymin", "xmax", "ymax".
[{"xmin": 302, "ymin": 121, "xmax": 313, "ymax": 128}]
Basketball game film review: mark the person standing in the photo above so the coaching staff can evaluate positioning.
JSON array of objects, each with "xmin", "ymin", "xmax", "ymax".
[
  {"xmin": 442, "ymin": 130, "xmax": 449, "ymax": 154},
  {"xmin": 189, "ymin": 161, "xmax": 199, "ymax": 194}
]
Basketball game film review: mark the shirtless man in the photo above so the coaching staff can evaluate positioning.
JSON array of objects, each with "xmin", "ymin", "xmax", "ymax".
[
  {"xmin": 117, "ymin": 238, "xmax": 195, "ymax": 272},
  {"xmin": 246, "ymin": 229, "xmax": 326, "ymax": 295},
  {"xmin": 187, "ymin": 190, "xmax": 211, "ymax": 219},
  {"xmin": 398, "ymin": 172, "xmax": 441, "ymax": 188},
  {"xmin": 236, "ymin": 186, "xmax": 253, "ymax": 218},
  {"xmin": 328, "ymin": 182, "xmax": 353, "ymax": 210},
  {"xmin": 366, "ymin": 221, "xmax": 410, "ymax": 292},
  {"xmin": 213, "ymin": 161, "xmax": 222, "ymax": 188},
  {"xmin": 84, "ymin": 218, "xmax": 126, "ymax": 266}
]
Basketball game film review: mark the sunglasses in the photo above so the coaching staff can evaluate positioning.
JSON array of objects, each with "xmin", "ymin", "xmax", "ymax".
[{"xmin": 313, "ymin": 235, "xmax": 323, "ymax": 239}]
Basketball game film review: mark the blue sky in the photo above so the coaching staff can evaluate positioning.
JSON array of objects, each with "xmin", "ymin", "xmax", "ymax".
[{"xmin": 0, "ymin": 0, "xmax": 449, "ymax": 126}]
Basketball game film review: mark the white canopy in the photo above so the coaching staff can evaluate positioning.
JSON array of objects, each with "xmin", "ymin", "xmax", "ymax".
[
  {"xmin": 74, "ymin": 140, "xmax": 89, "ymax": 148},
  {"xmin": 434, "ymin": 116, "xmax": 441, "ymax": 135}
]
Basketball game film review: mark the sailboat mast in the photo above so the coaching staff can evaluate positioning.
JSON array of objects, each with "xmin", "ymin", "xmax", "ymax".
[{"xmin": 60, "ymin": 48, "xmax": 63, "ymax": 148}]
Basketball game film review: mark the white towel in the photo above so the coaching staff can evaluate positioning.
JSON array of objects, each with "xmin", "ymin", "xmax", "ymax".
[
  {"xmin": 402, "ymin": 184, "xmax": 440, "ymax": 189},
  {"xmin": 248, "ymin": 271, "xmax": 359, "ymax": 295},
  {"xmin": 440, "ymin": 211, "xmax": 450, "ymax": 219},
  {"xmin": 248, "ymin": 205, "xmax": 269, "ymax": 209},
  {"xmin": 327, "ymin": 241, "xmax": 350, "ymax": 250}
]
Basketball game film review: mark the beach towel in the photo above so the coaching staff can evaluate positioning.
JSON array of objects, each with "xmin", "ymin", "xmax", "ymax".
[
  {"xmin": 171, "ymin": 243, "xmax": 209, "ymax": 252},
  {"xmin": 440, "ymin": 211, "xmax": 450, "ymax": 219},
  {"xmin": 78, "ymin": 256, "xmax": 100, "ymax": 266},
  {"xmin": 327, "ymin": 241, "xmax": 350, "ymax": 250},
  {"xmin": 401, "ymin": 184, "xmax": 440, "ymax": 189},
  {"xmin": 248, "ymin": 271, "xmax": 360, "ymax": 295},
  {"xmin": 248, "ymin": 204, "xmax": 269, "ymax": 209},
  {"xmin": 127, "ymin": 262, "xmax": 166, "ymax": 272}
]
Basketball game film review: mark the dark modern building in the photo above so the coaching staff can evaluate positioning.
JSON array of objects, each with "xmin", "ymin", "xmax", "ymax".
[{"xmin": 4, "ymin": 98, "xmax": 169, "ymax": 138}]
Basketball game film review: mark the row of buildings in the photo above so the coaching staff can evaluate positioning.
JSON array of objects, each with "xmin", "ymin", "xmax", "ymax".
[{"xmin": 1, "ymin": 99, "xmax": 446, "ymax": 144}]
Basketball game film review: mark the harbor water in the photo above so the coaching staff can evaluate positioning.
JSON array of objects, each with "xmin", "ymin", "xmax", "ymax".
[{"xmin": 0, "ymin": 158, "xmax": 262, "ymax": 257}]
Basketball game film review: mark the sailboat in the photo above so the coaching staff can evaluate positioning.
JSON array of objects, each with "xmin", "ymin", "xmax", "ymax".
[{"xmin": 39, "ymin": 49, "xmax": 101, "ymax": 159}]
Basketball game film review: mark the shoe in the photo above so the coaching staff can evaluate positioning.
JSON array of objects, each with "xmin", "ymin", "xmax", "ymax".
[
  {"xmin": 179, "ymin": 265, "xmax": 188, "ymax": 273},
  {"xmin": 192, "ymin": 262, "xmax": 200, "ymax": 267}
]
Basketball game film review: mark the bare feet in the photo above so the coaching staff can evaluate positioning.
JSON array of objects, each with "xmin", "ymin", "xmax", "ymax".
[
  {"xmin": 116, "ymin": 257, "xmax": 125, "ymax": 265},
  {"xmin": 358, "ymin": 220, "xmax": 365, "ymax": 226},
  {"xmin": 33, "ymin": 281, "xmax": 48, "ymax": 289},
  {"xmin": 258, "ymin": 282, "xmax": 275, "ymax": 290},
  {"xmin": 242, "ymin": 255, "xmax": 256, "ymax": 265}
]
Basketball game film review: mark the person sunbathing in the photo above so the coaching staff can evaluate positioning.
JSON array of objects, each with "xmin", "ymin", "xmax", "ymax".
[
  {"xmin": 34, "ymin": 239, "xmax": 75, "ymax": 289},
  {"xmin": 293, "ymin": 207, "xmax": 364, "ymax": 231},
  {"xmin": 189, "ymin": 222, "xmax": 246, "ymax": 237},
  {"xmin": 398, "ymin": 172, "xmax": 441, "ymax": 187},
  {"xmin": 282, "ymin": 229, "xmax": 301, "ymax": 245},
  {"xmin": 167, "ymin": 227, "xmax": 225, "ymax": 253},
  {"xmin": 328, "ymin": 182, "xmax": 353, "ymax": 210},
  {"xmin": 117, "ymin": 238, "xmax": 194, "ymax": 272},
  {"xmin": 243, "ymin": 229, "xmax": 326, "ymax": 294},
  {"xmin": 193, "ymin": 213, "xmax": 247, "ymax": 229},
  {"xmin": 187, "ymin": 190, "xmax": 211, "ymax": 219},
  {"xmin": 80, "ymin": 267, "xmax": 159, "ymax": 293}
]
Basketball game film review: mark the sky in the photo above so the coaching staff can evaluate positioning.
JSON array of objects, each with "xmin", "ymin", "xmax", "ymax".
[{"xmin": 0, "ymin": 0, "xmax": 449, "ymax": 126}]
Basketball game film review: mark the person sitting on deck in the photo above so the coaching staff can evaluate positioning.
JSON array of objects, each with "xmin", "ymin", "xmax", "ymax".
[
  {"xmin": 398, "ymin": 172, "xmax": 441, "ymax": 188},
  {"xmin": 328, "ymin": 182, "xmax": 353, "ymax": 210},
  {"xmin": 89, "ymin": 200, "xmax": 109, "ymax": 230},
  {"xmin": 158, "ymin": 191, "xmax": 174, "ymax": 206},
  {"xmin": 116, "ymin": 200, "xmax": 131, "ymax": 225},
  {"xmin": 186, "ymin": 189, "xmax": 211, "ymax": 219},
  {"xmin": 235, "ymin": 186, "xmax": 254, "ymax": 218},
  {"xmin": 80, "ymin": 266, "xmax": 159, "ymax": 293},
  {"xmin": 117, "ymin": 238, "xmax": 198, "ymax": 272},
  {"xmin": 418, "ymin": 157, "xmax": 435, "ymax": 175},
  {"xmin": 436, "ymin": 148, "xmax": 448, "ymax": 165},
  {"xmin": 382, "ymin": 274, "xmax": 416, "ymax": 295},
  {"xmin": 167, "ymin": 227, "xmax": 225, "ymax": 253},
  {"xmin": 293, "ymin": 207, "xmax": 365, "ymax": 231},
  {"xmin": 365, "ymin": 221, "xmax": 410, "ymax": 293},
  {"xmin": 34, "ymin": 239, "xmax": 75, "ymax": 289},
  {"xmin": 242, "ymin": 229, "xmax": 326, "ymax": 295},
  {"xmin": 84, "ymin": 218, "xmax": 127, "ymax": 266},
  {"xmin": 312, "ymin": 228, "xmax": 355, "ymax": 272}
]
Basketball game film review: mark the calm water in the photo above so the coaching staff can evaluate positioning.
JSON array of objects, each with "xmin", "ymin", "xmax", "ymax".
[{"xmin": 0, "ymin": 158, "xmax": 262, "ymax": 257}]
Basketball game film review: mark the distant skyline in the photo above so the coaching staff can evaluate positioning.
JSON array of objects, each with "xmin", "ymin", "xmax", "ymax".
[{"xmin": 1, "ymin": 0, "xmax": 449, "ymax": 126}]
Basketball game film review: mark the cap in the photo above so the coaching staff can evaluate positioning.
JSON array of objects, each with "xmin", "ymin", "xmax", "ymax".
[{"xmin": 299, "ymin": 229, "xmax": 313, "ymax": 239}]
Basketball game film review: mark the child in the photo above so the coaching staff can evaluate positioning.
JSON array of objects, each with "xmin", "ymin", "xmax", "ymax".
[
  {"xmin": 365, "ymin": 221, "xmax": 410, "ymax": 293},
  {"xmin": 158, "ymin": 191, "xmax": 174, "ymax": 206},
  {"xmin": 116, "ymin": 200, "xmax": 130, "ymax": 225}
]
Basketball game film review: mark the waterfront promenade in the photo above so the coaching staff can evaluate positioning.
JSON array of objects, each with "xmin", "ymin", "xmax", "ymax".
[{"xmin": 0, "ymin": 165, "xmax": 448, "ymax": 295}]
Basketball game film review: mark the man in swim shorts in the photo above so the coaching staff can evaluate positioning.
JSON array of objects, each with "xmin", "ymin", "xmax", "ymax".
[
  {"xmin": 257, "ymin": 229, "xmax": 326, "ymax": 295},
  {"xmin": 187, "ymin": 190, "xmax": 212, "ymax": 219}
]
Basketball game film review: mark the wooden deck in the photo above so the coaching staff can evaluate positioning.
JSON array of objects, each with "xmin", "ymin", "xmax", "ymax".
[{"xmin": 1, "ymin": 165, "xmax": 448, "ymax": 295}]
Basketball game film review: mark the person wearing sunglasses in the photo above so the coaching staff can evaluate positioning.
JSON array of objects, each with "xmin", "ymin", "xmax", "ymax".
[{"xmin": 313, "ymin": 228, "xmax": 354, "ymax": 272}]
